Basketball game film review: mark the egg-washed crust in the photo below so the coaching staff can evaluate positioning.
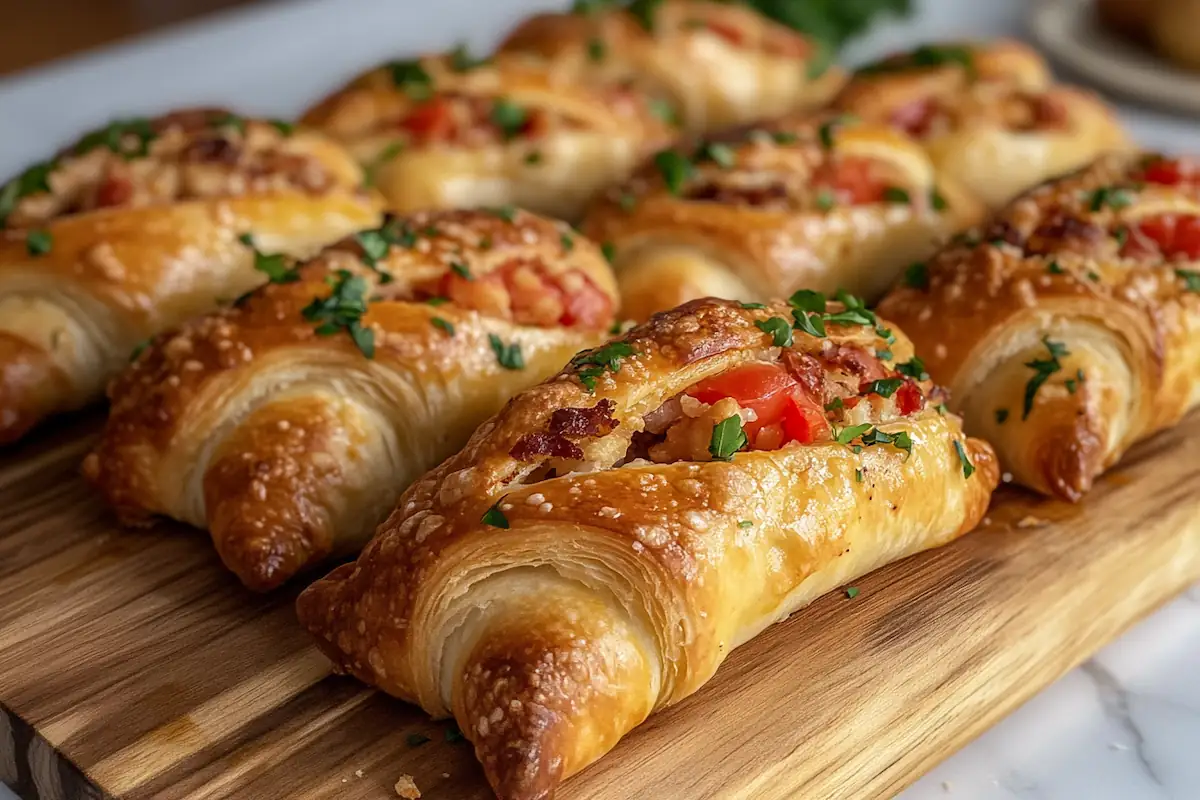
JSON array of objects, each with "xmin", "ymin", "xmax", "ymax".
[
  {"xmin": 83, "ymin": 208, "xmax": 617, "ymax": 590},
  {"xmin": 832, "ymin": 40, "xmax": 1131, "ymax": 208},
  {"xmin": 499, "ymin": 0, "xmax": 845, "ymax": 132},
  {"xmin": 0, "ymin": 110, "xmax": 380, "ymax": 445},
  {"xmin": 581, "ymin": 113, "xmax": 984, "ymax": 318},
  {"xmin": 300, "ymin": 51, "xmax": 675, "ymax": 218},
  {"xmin": 878, "ymin": 151, "xmax": 1200, "ymax": 500},
  {"xmin": 296, "ymin": 296, "xmax": 998, "ymax": 799}
]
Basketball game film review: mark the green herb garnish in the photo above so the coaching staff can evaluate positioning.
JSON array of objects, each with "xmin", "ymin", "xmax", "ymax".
[
  {"xmin": 896, "ymin": 356, "xmax": 928, "ymax": 381},
  {"xmin": 1177, "ymin": 269, "xmax": 1200, "ymax": 293},
  {"xmin": 489, "ymin": 334, "xmax": 524, "ymax": 370},
  {"xmin": 845, "ymin": 586, "xmax": 861, "ymax": 599},
  {"xmin": 573, "ymin": 341, "xmax": 637, "ymax": 391},
  {"xmin": 883, "ymin": 187, "xmax": 911, "ymax": 204},
  {"xmin": 954, "ymin": 440, "xmax": 975, "ymax": 478},
  {"xmin": 755, "ymin": 317, "xmax": 793, "ymax": 347},
  {"xmin": 995, "ymin": 408, "xmax": 1009, "ymax": 425},
  {"xmin": 388, "ymin": 60, "xmax": 434, "ymax": 98},
  {"xmin": 1087, "ymin": 186, "xmax": 1133, "ymax": 212},
  {"xmin": 491, "ymin": 99, "xmax": 528, "ymax": 140},
  {"xmin": 482, "ymin": 499, "xmax": 510, "ymax": 528},
  {"xmin": 903, "ymin": 262, "xmax": 929, "ymax": 289},
  {"xmin": 864, "ymin": 378, "xmax": 903, "ymax": 398},
  {"xmin": 239, "ymin": 232, "xmax": 298, "ymax": 284},
  {"xmin": 302, "ymin": 270, "xmax": 375, "ymax": 358},
  {"xmin": 1022, "ymin": 336, "xmax": 1069, "ymax": 419},
  {"xmin": 709, "ymin": 415, "xmax": 747, "ymax": 461},
  {"xmin": 25, "ymin": 230, "xmax": 52, "ymax": 257},
  {"xmin": 654, "ymin": 150, "xmax": 695, "ymax": 195},
  {"xmin": 431, "ymin": 317, "xmax": 455, "ymax": 336}
]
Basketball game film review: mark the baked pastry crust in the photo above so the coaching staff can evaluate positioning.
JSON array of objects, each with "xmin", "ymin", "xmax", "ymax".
[
  {"xmin": 582, "ymin": 114, "xmax": 985, "ymax": 321},
  {"xmin": 301, "ymin": 51, "xmax": 675, "ymax": 219},
  {"xmin": 833, "ymin": 40, "xmax": 1131, "ymax": 208},
  {"xmin": 878, "ymin": 151, "xmax": 1200, "ymax": 501},
  {"xmin": 296, "ymin": 296, "xmax": 998, "ymax": 799},
  {"xmin": 499, "ymin": 0, "xmax": 845, "ymax": 133},
  {"xmin": 83, "ymin": 208, "xmax": 618, "ymax": 590},
  {"xmin": 0, "ymin": 109, "xmax": 381, "ymax": 444}
]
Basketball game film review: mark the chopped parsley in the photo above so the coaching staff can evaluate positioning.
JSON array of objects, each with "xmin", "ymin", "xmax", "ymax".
[
  {"xmin": 491, "ymin": 99, "xmax": 528, "ymax": 140},
  {"xmin": 896, "ymin": 356, "xmax": 928, "ymax": 381},
  {"xmin": 484, "ymin": 205, "xmax": 518, "ymax": 223},
  {"xmin": 929, "ymin": 187, "xmax": 948, "ymax": 211},
  {"xmin": 695, "ymin": 141, "xmax": 736, "ymax": 168},
  {"xmin": 861, "ymin": 427, "xmax": 913, "ymax": 455},
  {"xmin": 406, "ymin": 733, "xmax": 431, "ymax": 747},
  {"xmin": 1065, "ymin": 368, "xmax": 1085, "ymax": 394},
  {"xmin": 573, "ymin": 341, "xmax": 637, "ymax": 391},
  {"xmin": 883, "ymin": 187, "xmax": 911, "ymax": 204},
  {"xmin": 654, "ymin": 150, "xmax": 695, "ymax": 195},
  {"xmin": 1087, "ymin": 186, "xmax": 1133, "ymax": 212},
  {"xmin": 444, "ymin": 725, "xmax": 467, "ymax": 743},
  {"xmin": 354, "ymin": 229, "xmax": 394, "ymax": 268},
  {"xmin": 995, "ymin": 408, "xmax": 1009, "ymax": 425},
  {"xmin": 363, "ymin": 141, "xmax": 405, "ymax": 187},
  {"xmin": 1087, "ymin": 270, "xmax": 1101, "ymax": 282},
  {"xmin": 431, "ymin": 317, "xmax": 455, "ymax": 336},
  {"xmin": 845, "ymin": 586, "xmax": 861, "ymax": 599},
  {"xmin": 448, "ymin": 43, "xmax": 489, "ymax": 72},
  {"xmin": 855, "ymin": 468, "xmax": 864, "ymax": 483},
  {"xmin": 815, "ymin": 189, "xmax": 837, "ymax": 212},
  {"xmin": 215, "ymin": 113, "xmax": 246, "ymax": 135},
  {"xmin": 824, "ymin": 397, "xmax": 844, "ymax": 412},
  {"xmin": 1176, "ymin": 269, "xmax": 1200, "ymax": 293},
  {"xmin": 835, "ymin": 423, "xmax": 872, "ymax": 445},
  {"xmin": 268, "ymin": 119, "xmax": 295, "ymax": 136},
  {"xmin": 618, "ymin": 192, "xmax": 637, "ymax": 212},
  {"xmin": 1114, "ymin": 225, "xmax": 1129, "ymax": 248},
  {"xmin": 648, "ymin": 98, "xmax": 679, "ymax": 127},
  {"xmin": 75, "ymin": 117, "xmax": 157, "ymax": 160},
  {"xmin": 739, "ymin": 302, "xmax": 767, "ymax": 310},
  {"xmin": 903, "ymin": 262, "xmax": 929, "ymax": 289},
  {"xmin": 302, "ymin": 270, "xmax": 375, "ymax": 358},
  {"xmin": 482, "ymin": 499, "xmax": 509, "ymax": 528},
  {"xmin": 755, "ymin": 317, "xmax": 793, "ymax": 347},
  {"xmin": 25, "ymin": 230, "xmax": 52, "ymax": 257},
  {"xmin": 738, "ymin": 520, "xmax": 754, "ymax": 529},
  {"xmin": 450, "ymin": 261, "xmax": 472, "ymax": 280},
  {"xmin": 587, "ymin": 37, "xmax": 607, "ymax": 62},
  {"xmin": 129, "ymin": 339, "xmax": 151, "ymax": 362},
  {"xmin": 817, "ymin": 119, "xmax": 840, "ymax": 150},
  {"xmin": 601, "ymin": 242, "xmax": 617, "ymax": 264},
  {"xmin": 0, "ymin": 162, "xmax": 54, "ymax": 226},
  {"xmin": 1046, "ymin": 260, "xmax": 1065, "ymax": 275},
  {"xmin": 488, "ymin": 334, "xmax": 524, "ymax": 370},
  {"xmin": 935, "ymin": 402, "xmax": 948, "ymax": 415},
  {"xmin": 627, "ymin": 0, "xmax": 663, "ymax": 31},
  {"xmin": 524, "ymin": 150, "xmax": 543, "ymax": 166},
  {"xmin": 1022, "ymin": 336, "xmax": 1069, "ymax": 419},
  {"xmin": 425, "ymin": 296, "xmax": 450, "ymax": 306},
  {"xmin": 954, "ymin": 440, "xmax": 975, "ymax": 479},
  {"xmin": 572, "ymin": 0, "xmax": 616, "ymax": 13},
  {"xmin": 876, "ymin": 348, "xmax": 893, "ymax": 360},
  {"xmin": 864, "ymin": 378, "xmax": 904, "ymax": 398},
  {"xmin": 789, "ymin": 289, "xmax": 827, "ymax": 314},
  {"xmin": 239, "ymin": 233, "xmax": 298, "ymax": 284},
  {"xmin": 709, "ymin": 415, "xmax": 747, "ymax": 461},
  {"xmin": 560, "ymin": 232, "xmax": 574, "ymax": 252},
  {"xmin": 388, "ymin": 60, "xmax": 434, "ymax": 98},
  {"xmin": 860, "ymin": 44, "xmax": 975, "ymax": 77}
]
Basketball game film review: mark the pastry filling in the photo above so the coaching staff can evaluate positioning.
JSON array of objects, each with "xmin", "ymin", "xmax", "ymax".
[
  {"xmin": 887, "ymin": 90, "xmax": 1069, "ymax": 139},
  {"xmin": 1, "ymin": 110, "xmax": 332, "ymax": 228},
  {"xmin": 416, "ymin": 258, "xmax": 613, "ymax": 330},
  {"xmin": 1120, "ymin": 213, "xmax": 1200, "ymax": 261},
  {"xmin": 1136, "ymin": 156, "xmax": 1198, "ymax": 188},
  {"xmin": 633, "ymin": 344, "xmax": 927, "ymax": 464}
]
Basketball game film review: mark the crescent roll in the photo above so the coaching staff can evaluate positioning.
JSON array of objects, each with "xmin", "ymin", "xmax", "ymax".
[
  {"xmin": 0, "ymin": 108, "xmax": 381, "ymax": 444},
  {"xmin": 582, "ymin": 114, "xmax": 985, "ymax": 321},
  {"xmin": 833, "ymin": 39, "xmax": 1130, "ymax": 208},
  {"xmin": 300, "ymin": 50, "xmax": 676, "ymax": 219},
  {"xmin": 83, "ymin": 208, "xmax": 618, "ymax": 590},
  {"xmin": 878, "ymin": 152, "xmax": 1200, "ymax": 502},
  {"xmin": 498, "ymin": 0, "xmax": 845, "ymax": 133},
  {"xmin": 297, "ymin": 295, "xmax": 998, "ymax": 800}
]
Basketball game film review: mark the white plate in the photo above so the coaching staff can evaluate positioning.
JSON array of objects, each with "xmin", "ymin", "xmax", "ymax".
[{"xmin": 1030, "ymin": 0, "xmax": 1200, "ymax": 117}]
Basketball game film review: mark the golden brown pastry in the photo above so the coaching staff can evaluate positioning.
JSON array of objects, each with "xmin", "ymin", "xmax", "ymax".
[
  {"xmin": 0, "ymin": 108, "xmax": 381, "ymax": 444},
  {"xmin": 297, "ymin": 295, "xmax": 998, "ymax": 800},
  {"xmin": 498, "ymin": 0, "xmax": 845, "ymax": 134},
  {"xmin": 83, "ymin": 208, "xmax": 619, "ymax": 590},
  {"xmin": 582, "ymin": 114, "xmax": 985, "ymax": 321},
  {"xmin": 878, "ymin": 152, "xmax": 1200, "ymax": 502},
  {"xmin": 300, "ymin": 49, "xmax": 676, "ymax": 219},
  {"xmin": 833, "ymin": 40, "xmax": 1131, "ymax": 208}
]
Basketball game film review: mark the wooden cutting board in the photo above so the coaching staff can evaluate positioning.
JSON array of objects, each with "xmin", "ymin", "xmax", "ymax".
[{"xmin": 2, "ymin": 411, "xmax": 1199, "ymax": 800}]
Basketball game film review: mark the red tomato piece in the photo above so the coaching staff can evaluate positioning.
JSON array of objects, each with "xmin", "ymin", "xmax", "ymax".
[
  {"xmin": 689, "ymin": 363, "xmax": 797, "ymax": 439},
  {"xmin": 558, "ymin": 278, "xmax": 613, "ymax": 330},
  {"xmin": 95, "ymin": 175, "xmax": 134, "ymax": 207},
  {"xmin": 894, "ymin": 379, "xmax": 924, "ymax": 416},
  {"xmin": 1139, "ymin": 158, "xmax": 1197, "ymax": 186},
  {"xmin": 1127, "ymin": 214, "xmax": 1200, "ymax": 260},
  {"xmin": 781, "ymin": 392, "xmax": 831, "ymax": 444},
  {"xmin": 399, "ymin": 98, "xmax": 457, "ymax": 143},
  {"xmin": 890, "ymin": 98, "xmax": 936, "ymax": 138},
  {"xmin": 1174, "ymin": 216, "xmax": 1200, "ymax": 259},
  {"xmin": 815, "ymin": 157, "xmax": 889, "ymax": 205}
]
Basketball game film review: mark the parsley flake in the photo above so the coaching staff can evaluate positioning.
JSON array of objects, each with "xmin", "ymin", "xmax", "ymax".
[
  {"xmin": 573, "ymin": 341, "xmax": 637, "ymax": 391},
  {"xmin": 654, "ymin": 150, "xmax": 695, "ymax": 195},
  {"xmin": 627, "ymin": 0, "xmax": 663, "ymax": 31},
  {"xmin": 1047, "ymin": 261, "xmax": 1065, "ymax": 275},
  {"xmin": 709, "ymin": 415, "xmax": 747, "ymax": 461},
  {"xmin": 268, "ymin": 119, "xmax": 295, "ymax": 136},
  {"xmin": 738, "ymin": 520, "xmax": 754, "ymax": 529},
  {"xmin": 431, "ymin": 317, "xmax": 455, "ymax": 336},
  {"xmin": 903, "ymin": 262, "xmax": 929, "ymax": 289},
  {"xmin": 864, "ymin": 378, "xmax": 904, "ymax": 398},
  {"xmin": 929, "ymin": 187, "xmax": 948, "ymax": 211},
  {"xmin": 816, "ymin": 189, "xmax": 837, "ymax": 211},
  {"xmin": 601, "ymin": 242, "xmax": 617, "ymax": 264},
  {"xmin": 855, "ymin": 468, "xmax": 864, "ymax": 483},
  {"xmin": 618, "ymin": 192, "xmax": 637, "ymax": 212},
  {"xmin": 648, "ymin": 98, "xmax": 679, "ymax": 126},
  {"xmin": 587, "ymin": 37, "xmax": 607, "ymax": 62},
  {"xmin": 845, "ymin": 586, "xmax": 861, "ymax": 599},
  {"xmin": 482, "ymin": 498, "xmax": 510, "ymax": 529},
  {"xmin": 363, "ymin": 141, "xmax": 404, "ymax": 187},
  {"xmin": 896, "ymin": 356, "xmax": 929, "ymax": 381},
  {"xmin": 835, "ymin": 423, "xmax": 872, "ymax": 445},
  {"xmin": 450, "ymin": 261, "xmax": 472, "ymax": 280},
  {"xmin": 695, "ymin": 141, "xmax": 736, "ymax": 168},
  {"xmin": 1022, "ymin": 336, "xmax": 1069, "ymax": 419},
  {"xmin": 444, "ymin": 725, "xmax": 467, "ymax": 743},
  {"xmin": 388, "ymin": 60, "xmax": 434, "ymax": 98},
  {"xmin": 0, "ymin": 161, "xmax": 54, "ymax": 226},
  {"xmin": 75, "ymin": 117, "xmax": 157, "ymax": 160},
  {"xmin": 884, "ymin": 187, "xmax": 911, "ymax": 204},
  {"xmin": 524, "ymin": 150, "xmax": 543, "ymax": 166},
  {"xmin": 302, "ymin": 270, "xmax": 375, "ymax": 358},
  {"xmin": 739, "ymin": 302, "xmax": 767, "ymax": 310},
  {"xmin": 239, "ymin": 233, "xmax": 298, "ymax": 284},
  {"xmin": 954, "ymin": 440, "xmax": 975, "ymax": 478},
  {"xmin": 491, "ymin": 99, "xmax": 529, "ymax": 140},
  {"xmin": 488, "ymin": 334, "xmax": 524, "ymax": 370},
  {"xmin": 25, "ymin": 230, "xmax": 52, "ymax": 257},
  {"xmin": 560, "ymin": 232, "xmax": 574, "ymax": 252},
  {"xmin": 755, "ymin": 317, "xmax": 793, "ymax": 347},
  {"xmin": 448, "ymin": 43, "xmax": 488, "ymax": 72},
  {"xmin": 484, "ymin": 205, "xmax": 518, "ymax": 223},
  {"xmin": 1088, "ymin": 186, "xmax": 1133, "ymax": 212},
  {"xmin": 1176, "ymin": 269, "xmax": 1200, "ymax": 293},
  {"xmin": 995, "ymin": 408, "xmax": 1009, "ymax": 425}
]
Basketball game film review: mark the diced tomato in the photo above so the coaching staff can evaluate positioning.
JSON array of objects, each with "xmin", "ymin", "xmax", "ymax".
[
  {"xmin": 1139, "ymin": 158, "xmax": 1197, "ymax": 187},
  {"xmin": 1124, "ymin": 214, "xmax": 1200, "ymax": 260},
  {"xmin": 689, "ymin": 362, "xmax": 797, "ymax": 440},
  {"xmin": 890, "ymin": 98, "xmax": 937, "ymax": 138},
  {"xmin": 559, "ymin": 279, "xmax": 613, "ymax": 329},
  {"xmin": 434, "ymin": 261, "xmax": 612, "ymax": 330},
  {"xmin": 95, "ymin": 174, "xmax": 134, "ymax": 207},
  {"xmin": 782, "ymin": 393, "xmax": 830, "ymax": 444},
  {"xmin": 814, "ymin": 157, "xmax": 889, "ymax": 205},
  {"xmin": 894, "ymin": 379, "xmax": 924, "ymax": 415},
  {"xmin": 399, "ymin": 97, "xmax": 457, "ymax": 143}
]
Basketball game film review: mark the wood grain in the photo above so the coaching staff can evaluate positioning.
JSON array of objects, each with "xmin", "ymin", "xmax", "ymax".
[{"xmin": 1, "ymin": 410, "xmax": 1198, "ymax": 800}]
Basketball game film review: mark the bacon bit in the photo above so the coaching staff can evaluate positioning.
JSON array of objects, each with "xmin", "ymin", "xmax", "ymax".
[
  {"xmin": 685, "ymin": 182, "xmax": 790, "ymax": 207},
  {"xmin": 182, "ymin": 135, "xmax": 241, "ymax": 164},
  {"xmin": 510, "ymin": 399, "xmax": 617, "ymax": 461},
  {"xmin": 986, "ymin": 219, "xmax": 1026, "ymax": 248},
  {"xmin": 781, "ymin": 350, "xmax": 826, "ymax": 397},
  {"xmin": 890, "ymin": 97, "xmax": 938, "ymax": 138},
  {"xmin": 95, "ymin": 175, "xmax": 134, "ymax": 207},
  {"xmin": 821, "ymin": 344, "xmax": 889, "ymax": 381},
  {"xmin": 1026, "ymin": 214, "xmax": 1103, "ymax": 255},
  {"xmin": 1030, "ymin": 94, "xmax": 1070, "ymax": 129}
]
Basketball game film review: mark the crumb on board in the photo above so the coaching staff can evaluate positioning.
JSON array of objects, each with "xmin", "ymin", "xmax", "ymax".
[
  {"xmin": 355, "ymin": 769, "xmax": 365, "ymax": 778},
  {"xmin": 395, "ymin": 774, "xmax": 421, "ymax": 798},
  {"xmin": 441, "ymin": 772, "xmax": 450, "ymax": 778},
  {"xmin": 942, "ymin": 780, "xmax": 953, "ymax": 793},
  {"xmin": 1016, "ymin": 515, "xmax": 1047, "ymax": 529}
]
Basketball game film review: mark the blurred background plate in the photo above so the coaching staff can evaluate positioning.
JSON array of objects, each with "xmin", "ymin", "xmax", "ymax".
[{"xmin": 1030, "ymin": 0, "xmax": 1200, "ymax": 116}]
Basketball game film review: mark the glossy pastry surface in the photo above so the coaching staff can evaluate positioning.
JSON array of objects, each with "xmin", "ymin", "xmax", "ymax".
[
  {"xmin": 0, "ymin": 108, "xmax": 381, "ymax": 444},
  {"xmin": 301, "ymin": 50, "xmax": 676, "ymax": 219},
  {"xmin": 583, "ymin": 114, "xmax": 985, "ymax": 320},
  {"xmin": 833, "ymin": 40, "xmax": 1130, "ymax": 208},
  {"xmin": 297, "ymin": 295, "xmax": 997, "ymax": 799},
  {"xmin": 878, "ymin": 152, "xmax": 1200, "ymax": 501},
  {"xmin": 84, "ymin": 208, "xmax": 618, "ymax": 590},
  {"xmin": 499, "ymin": 0, "xmax": 845, "ymax": 133}
]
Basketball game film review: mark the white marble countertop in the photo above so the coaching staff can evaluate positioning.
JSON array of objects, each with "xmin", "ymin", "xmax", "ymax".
[{"xmin": 0, "ymin": 1, "xmax": 1197, "ymax": 798}]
